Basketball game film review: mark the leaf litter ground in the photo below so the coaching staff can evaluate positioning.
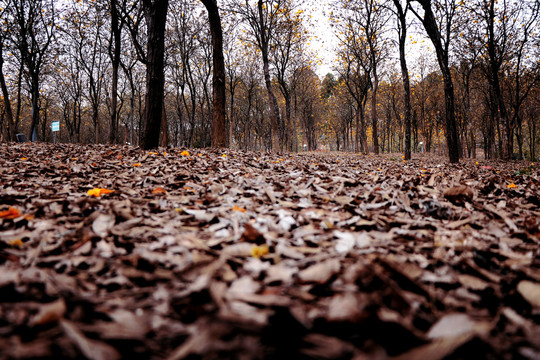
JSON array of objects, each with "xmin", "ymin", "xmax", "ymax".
[{"xmin": 0, "ymin": 143, "xmax": 539, "ymax": 360}]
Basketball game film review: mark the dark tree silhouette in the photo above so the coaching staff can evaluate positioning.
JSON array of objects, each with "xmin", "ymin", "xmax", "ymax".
[
  {"xmin": 201, "ymin": 0, "xmax": 227, "ymax": 148},
  {"xmin": 140, "ymin": 0, "xmax": 169, "ymax": 150}
]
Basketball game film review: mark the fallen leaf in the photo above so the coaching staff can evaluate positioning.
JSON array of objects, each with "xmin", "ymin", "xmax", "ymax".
[
  {"xmin": 241, "ymin": 223, "xmax": 265, "ymax": 245},
  {"xmin": 133, "ymin": 163, "xmax": 141, "ymax": 167},
  {"xmin": 92, "ymin": 214, "xmax": 116, "ymax": 237},
  {"xmin": 0, "ymin": 207, "xmax": 21, "ymax": 219},
  {"xmin": 517, "ymin": 280, "xmax": 540, "ymax": 308},
  {"xmin": 87, "ymin": 188, "xmax": 114, "ymax": 197},
  {"xmin": 232, "ymin": 205, "xmax": 246, "ymax": 212},
  {"xmin": 29, "ymin": 299, "xmax": 66, "ymax": 326},
  {"xmin": 180, "ymin": 150, "xmax": 190, "ymax": 156},
  {"xmin": 152, "ymin": 187, "xmax": 167, "ymax": 195},
  {"xmin": 298, "ymin": 258, "xmax": 340, "ymax": 284},
  {"xmin": 9, "ymin": 239, "xmax": 24, "ymax": 247},
  {"xmin": 443, "ymin": 185, "xmax": 474, "ymax": 205},
  {"xmin": 427, "ymin": 313, "xmax": 476, "ymax": 339},
  {"xmin": 251, "ymin": 244, "xmax": 269, "ymax": 258},
  {"xmin": 61, "ymin": 320, "xmax": 120, "ymax": 360}
]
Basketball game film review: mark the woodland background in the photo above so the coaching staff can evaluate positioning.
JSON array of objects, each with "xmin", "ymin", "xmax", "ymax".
[{"xmin": 0, "ymin": 0, "xmax": 538, "ymax": 161}]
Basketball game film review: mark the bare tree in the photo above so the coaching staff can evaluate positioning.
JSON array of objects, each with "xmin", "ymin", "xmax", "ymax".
[
  {"xmin": 230, "ymin": 0, "xmax": 289, "ymax": 151},
  {"xmin": 140, "ymin": 0, "xmax": 169, "ymax": 150},
  {"xmin": 410, "ymin": 0, "xmax": 460, "ymax": 163},
  {"xmin": 201, "ymin": 0, "xmax": 227, "ymax": 148},
  {"xmin": 108, "ymin": 0, "xmax": 125, "ymax": 144},
  {"xmin": 0, "ymin": 4, "xmax": 15, "ymax": 141},
  {"xmin": 392, "ymin": 0, "xmax": 412, "ymax": 160},
  {"xmin": 8, "ymin": 0, "xmax": 56, "ymax": 141}
]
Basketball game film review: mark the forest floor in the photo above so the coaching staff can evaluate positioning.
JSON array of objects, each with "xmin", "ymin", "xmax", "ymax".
[{"xmin": 0, "ymin": 142, "xmax": 539, "ymax": 360}]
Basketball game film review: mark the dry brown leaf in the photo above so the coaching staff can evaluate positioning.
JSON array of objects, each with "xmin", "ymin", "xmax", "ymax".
[
  {"xmin": 443, "ymin": 185, "xmax": 474, "ymax": 205},
  {"xmin": 61, "ymin": 320, "xmax": 120, "ymax": 360},
  {"xmin": 298, "ymin": 258, "xmax": 340, "ymax": 284},
  {"xmin": 517, "ymin": 280, "xmax": 540, "ymax": 308},
  {"xmin": 29, "ymin": 298, "xmax": 66, "ymax": 326}
]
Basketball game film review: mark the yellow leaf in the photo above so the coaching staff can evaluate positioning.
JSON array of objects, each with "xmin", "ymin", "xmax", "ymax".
[
  {"xmin": 180, "ymin": 150, "xmax": 190, "ymax": 156},
  {"xmin": 133, "ymin": 163, "xmax": 141, "ymax": 167},
  {"xmin": 506, "ymin": 183, "xmax": 516, "ymax": 188},
  {"xmin": 222, "ymin": 154, "xmax": 227, "ymax": 157},
  {"xmin": 251, "ymin": 244, "xmax": 269, "ymax": 258},
  {"xmin": 9, "ymin": 239, "xmax": 24, "ymax": 247},
  {"xmin": 87, "ymin": 188, "xmax": 114, "ymax": 197},
  {"xmin": 148, "ymin": 152, "xmax": 158, "ymax": 155}
]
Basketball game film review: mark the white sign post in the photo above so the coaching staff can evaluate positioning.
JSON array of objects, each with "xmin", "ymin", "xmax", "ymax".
[{"xmin": 51, "ymin": 121, "xmax": 60, "ymax": 144}]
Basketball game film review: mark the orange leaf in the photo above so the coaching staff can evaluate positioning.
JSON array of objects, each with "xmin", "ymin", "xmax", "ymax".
[
  {"xmin": 180, "ymin": 150, "xmax": 190, "ymax": 156},
  {"xmin": 117, "ymin": 155, "xmax": 122, "ymax": 160},
  {"xmin": 232, "ymin": 205, "xmax": 246, "ymax": 213},
  {"xmin": 506, "ymin": 183, "xmax": 516, "ymax": 189},
  {"xmin": 0, "ymin": 207, "xmax": 21, "ymax": 219},
  {"xmin": 148, "ymin": 152, "xmax": 158, "ymax": 155},
  {"xmin": 133, "ymin": 163, "xmax": 141, "ymax": 167},
  {"xmin": 152, "ymin": 187, "xmax": 167, "ymax": 195},
  {"xmin": 21, "ymin": 157, "xmax": 28, "ymax": 161},
  {"xmin": 9, "ymin": 239, "xmax": 24, "ymax": 247},
  {"xmin": 87, "ymin": 188, "xmax": 114, "ymax": 197}
]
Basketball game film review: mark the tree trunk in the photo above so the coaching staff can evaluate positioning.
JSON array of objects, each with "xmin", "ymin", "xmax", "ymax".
[
  {"xmin": 355, "ymin": 108, "xmax": 360, "ymax": 153},
  {"xmin": 413, "ymin": 0, "xmax": 459, "ymax": 163},
  {"xmin": 258, "ymin": 0, "xmax": 281, "ymax": 152},
  {"xmin": 160, "ymin": 102, "xmax": 168, "ymax": 147},
  {"xmin": 371, "ymin": 65, "xmax": 379, "ymax": 154},
  {"xmin": 394, "ymin": 0, "xmax": 411, "ymax": 160},
  {"xmin": 140, "ymin": 0, "xmax": 169, "ymax": 150},
  {"xmin": 109, "ymin": 0, "xmax": 122, "ymax": 144},
  {"xmin": 29, "ymin": 75, "xmax": 40, "ymax": 141},
  {"xmin": 201, "ymin": 0, "xmax": 227, "ymax": 148},
  {"xmin": 0, "ymin": 45, "xmax": 14, "ymax": 141}
]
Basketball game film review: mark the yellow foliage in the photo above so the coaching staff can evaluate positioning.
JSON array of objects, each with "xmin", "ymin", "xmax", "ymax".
[
  {"xmin": 251, "ymin": 244, "xmax": 269, "ymax": 258},
  {"xmin": 87, "ymin": 188, "xmax": 114, "ymax": 197}
]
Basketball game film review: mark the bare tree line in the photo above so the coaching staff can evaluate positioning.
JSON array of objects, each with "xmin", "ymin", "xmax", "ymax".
[{"xmin": 0, "ymin": 0, "xmax": 538, "ymax": 161}]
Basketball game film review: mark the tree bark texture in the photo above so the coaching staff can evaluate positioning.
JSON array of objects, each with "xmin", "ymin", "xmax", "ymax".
[
  {"xmin": 370, "ymin": 65, "xmax": 379, "ymax": 154},
  {"xmin": 201, "ymin": 0, "xmax": 227, "ymax": 148},
  {"xmin": 0, "ymin": 43, "xmax": 15, "ymax": 141},
  {"xmin": 140, "ymin": 0, "xmax": 169, "ymax": 150},
  {"xmin": 109, "ymin": 0, "xmax": 122, "ymax": 144}
]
